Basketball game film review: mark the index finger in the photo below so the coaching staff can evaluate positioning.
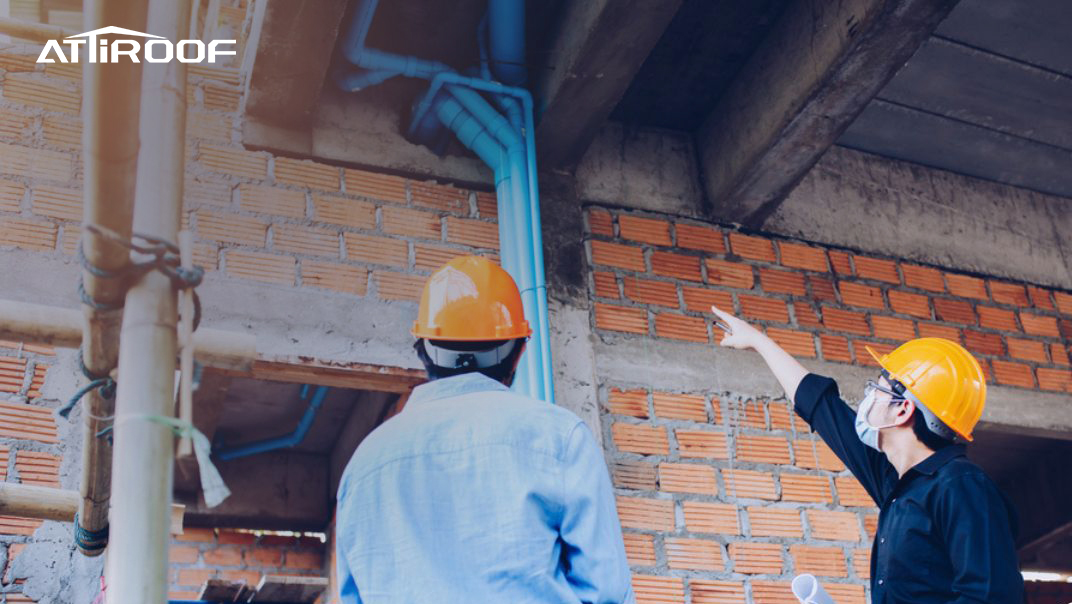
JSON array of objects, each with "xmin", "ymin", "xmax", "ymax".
[{"xmin": 710, "ymin": 305, "xmax": 736, "ymax": 323}]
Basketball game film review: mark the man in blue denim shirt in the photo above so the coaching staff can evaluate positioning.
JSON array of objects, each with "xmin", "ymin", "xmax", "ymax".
[{"xmin": 336, "ymin": 256, "xmax": 634, "ymax": 603}]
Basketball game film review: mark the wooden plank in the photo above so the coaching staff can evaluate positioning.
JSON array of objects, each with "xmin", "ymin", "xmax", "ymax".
[
  {"xmin": 198, "ymin": 579, "xmax": 247, "ymax": 601},
  {"xmin": 252, "ymin": 575, "xmax": 328, "ymax": 603},
  {"xmin": 216, "ymin": 359, "xmax": 423, "ymax": 394}
]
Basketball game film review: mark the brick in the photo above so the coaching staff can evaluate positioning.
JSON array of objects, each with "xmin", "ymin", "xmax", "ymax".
[
  {"xmin": 828, "ymin": 250, "xmax": 853, "ymax": 275},
  {"xmin": 344, "ymin": 233, "xmax": 408, "ymax": 267},
  {"xmin": 0, "ymin": 356, "xmax": 26, "ymax": 393},
  {"xmin": 738, "ymin": 295, "xmax": 789, "ymax": 323},
  {"xmin": 1020, "ymin": 312, "xmax": 1059, "ymax": 337},
  {"xmin": 675, "ymin": 429, "xmax": 729, "ymax": 459},
  {"xmin": 760, "ymin": 268, "xmax": 807, "ymax": 296},
  {"xmin": 945, "ymin": 274, "xmax": 988, "ymax": 300},
  {"xmin": 301, "ymin": 261, "xmax": 367, "ymax": 296},
  {"xmin": 838, "ymin": 282, "xmax": 885, "ymax": 310},
  {"xmin": 794, "ymin": 303, "xmax": 823, "ymax": 329},
  {"xmin": 729, "ymin": 233, "xmax": 775, "ymax": 262},
  {"xmin": 613, "ymin": 460, "xmax": 657, "ymax": 490},
  {"xmin": 780, "ymin": 473, "xmax": 832, "ymax": 503},
  {"xmin": 683, "ymin": 501, "xmax": 739, "ymax": 535},
  {"xmin": 794, "ymin": 438, "xmax": 844, "ymax": 471},
  {"xmin": 216, "ymin": 530, "xmax": 257, "ymax": 546},
  {"xmin": 445, "ymin": 216, "xmax": 497, "ymax": 249},
  {"xmin": 238, "ymin": 184, "xmax": 305, "ymax": 218},
  {"xmin": 220, "ymin": 569, "xmax": 263, "ymax": 584},
  {"xmin": 989, "ymin": 280, "xmax": 1029, "ymax": 306},
  {"xmin": 312, "ymin": 195, "xmax": 375, "ymax": 229},
  {"xmin": 274, "ymin": 157, "xmax": 339, "ymax": 191},
  {"xmin": 590, "ymin": 240, "xmax": 644, "ymax": 271},
  {"xmin": 0, "ymin": 180, "xmax": 23, "ymax": 212},
  {"xmin": 902, "ymin": 264, "xmax": 944, "ymax": 292},
  {"xmin": 727, "ymin": 400, "xmax": 766, "ymax": 431},
  {"xmin": 586, "ymin": 207, "xmax": 614, "ymax": 236},
  {"xmin": 202, "ymin": 82, "xmax": 242, "ymax": 111},
  {"xmin": 381, "ymin": 206, "xmax": 442, "ymax": 239},
  {"xmin": 705, "ymin": 259, "xmax": 754, "ymax": 289},
  {"xmin": 729, "ymin": 542, "xmax": 782, "ymax": 574},
  {"xmin": 853, "ymin": 548, "xmax": 871, "ymax": 579},
  {"xmin": 344, "ymin": 169, "xmax": 407, "ymax": 203},
  {"xmin": 176, "ymin": 568, "xmax": 216, "ymax": 587},
  {"xmin": 632, "ymin": 575, "xmax": 684, "ymax": 603},
  {"xmin": 809, "ymin": 276, "xmax": 838, "ymax": 302},
  {"xmin": 675, "ymin": 223, "xmax": 726, "ymax": 254},
  {"xmin": 963, "ymin": 330, "xmax": 1004, "ymax": 357},
  {"xmin": 822, "ymin": 307, "xmax": 870, "ymax": 336},
  {"xmin": 475, "ymin": 191, "xmax": 497, "ymax": 219},
  {"xmin": 977, "ymin": 306, "xmax": 1019, "ymax": 332},
  {"xmin": 618, "ymin": 214, "xmax": 671, "ymax": 246},
  {"xmin": 818, "ymin": 334, "xmax": 851, "ymax": 363},
  {"xmin": 0, "ymin": 109, "xmax": 32, "ymax": 144},
  {"xmin": 593, "ymin": 271, "xmax": 619, "ymax": 299},
  {"xmin": 3, "ymin": 73, "xmax": 80, "ymax": 114},
  {"xmin": 42, "ymin": 115, "xmax": 81, "ymax": 150},
  {"xmin": 186, "ymin": 110, "xmax": 233, "ymax": 142},
  {"xmin": 198, "ymin": 144, "xmax": 267, "ymax": 180},
  {"xmin": 791, "ymin": 545, "xmax": 847, "ymax": 577},
  {"xmin": 203, "ymin": 547, "xmax": 243, "ymax": 566},
  {"xmin": 665, "ymin": 537, "xmax": 723, "ymax": 571},
  {"xmin": 14, "ymin": 451, "xmax": 60, "ymax": 486},
  {"xmin": 594, "ymin": 304, "xmax": 648, "ymax": 334},
  {"xmin": 169, "ymin": 545, "xmax": 200, "ymax": 564},
  {"xmin": 871, "ymin": 316, "xmax": 916, "ymax": 342},
  {"xmin": 835, "ymin": 475, "xmax": 873, "ymax": 507},
  {"xmin": 1028, "ymin": 285, "xmax": 1054, "ymax": 309},
  {"xmin": 175, "ymin": 527, "xmax": 215, "ymax": 543},
  {"xmin": 767, "ymin": 328, "xmax": 816, "ymax": 358},
  {"xmin": 917, "ymin": 322, "xmax": 961, "ymax": 342},
  {"xmin": 612, "ymin": 423, "xmax": 668, "ymax": 456},
  {"xmin": 273, "ymin": 225, "xmax": 339, "ymax": 257},
  {"xmin": 1051, "ymin": 343, "xmax": 1070, "ymax": 366},
  {"xmin": 409, "ymin": 181, "xmax": 468, "ymax": 213},
  {"xmin": 779, "ymin": 241, "xmax": 829, "ymax": 272},
  {"xmin": 607, "ymin": 388, "xmax": 648, "ymax": 418},
  {"xmin": 807, "ymin": 509, "xmax": 861, "ymax": 541},
  {"xmin": 623, "ymin": 533, "xmax": 656, "ymax": 567},
  {"xmin": 0, "ymin": 217, "xmax": 56, "ymax": 251},
  {"xmin": 247, "ymin": 547, "xmax": 284, "ymax": 567},
  {"xmin": 285, "ymin": 550, "xmax": 324, "ymax": 571},
  {"xmin": 616, "ymin": 496, "xmax": 674, "ymax": 531},
  {"xmin": 1053, "ymin": 291, "xmax": 1072, "ymax": 316},
  {"xmin": 623, "ymin": 278, "xmax": 679, "ymax": 307},
  {"xmin": 768, "ymin": 403, "xmax": 808, "ymax": 433},
  {"xmin": 658, "ymin": 463, "xmax": 717, "ymax": 495},
  {"xmin": 681, "ymin": 286, "xmax": 734, "ymax": 314},
  {"xmin": 933, "ymin": 298, "xmax": 976, "ymax": 325},
  {"xmin": 826, "ymin": 584, "xmax": 867, "ymax": 604},
  {"xmin": 853, "ymin": 256, "xmax": 900, "ymax": 284},
  {"xmin": 226, "ymin": 250, "xmax": 295, "ymax": 286},
  {"xmin": 722, "ymin": 469, "xmax": 776, "ymax": 500},
  {"xmin": 374, "ymin": 271, "xmax": 425, "ymax": 301},
  {"xmin": 736, "ymin": 434, "xmax": 790, "ymax": 465},
  {"xmin": 0, "ymin": 516, "xmax": 43, "ymax": 535},
  {"xmin": 854, "ymin": 340, "xmax": 895, "ymax": 366},
  {"xmin": 652, "ymin": 391, "xmax": 706, "ymax": 421},
  {"xmin": 30, "ymin": 186, "xmax": 81, "ymax": 221},
  {"xmin": 654, "ymin": 313, "xmax": 708, "ymax": 342},
  {"xmin": 652, "ymin": 251, "xmax": 702, "ymax": 282},
  {"xmin": 0, "ymin": 142, "xmax": 74, "ymax": 182},
  {"xmin": 690, "ymin": 580, "xmax": 745, "ymax": 604},
  {"xmin": 184, "ymin": 178, "xmax": 232, "ymax": 209},
  {"xmin": 1037, "ymin": 368, "xmax": 1072, "ymax": 393}
]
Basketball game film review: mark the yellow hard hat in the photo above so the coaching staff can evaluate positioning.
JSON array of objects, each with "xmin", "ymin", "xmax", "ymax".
[
  {"xmin": 412, "ymin": 255, "xmax": 532, "ymax": 341},
  {"xmin": 866, "ymin": 338, "xmax": 986, "ymax": 442}
]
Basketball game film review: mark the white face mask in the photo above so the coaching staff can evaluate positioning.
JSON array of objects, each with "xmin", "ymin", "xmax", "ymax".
[{"xmin": 854, "ymin": 390, "xmax": 900, "ymax": 451}]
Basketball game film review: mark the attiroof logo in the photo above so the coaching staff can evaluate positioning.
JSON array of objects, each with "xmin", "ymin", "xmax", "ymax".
[{"xmin": 36, "ymin": 26, "xmax": 236, "ymax": 64}]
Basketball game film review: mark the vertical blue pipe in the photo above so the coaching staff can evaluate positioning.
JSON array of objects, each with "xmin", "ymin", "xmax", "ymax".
[{"xmin": 488, "ymin": 0, "xmax": 526, "ymax": 85}]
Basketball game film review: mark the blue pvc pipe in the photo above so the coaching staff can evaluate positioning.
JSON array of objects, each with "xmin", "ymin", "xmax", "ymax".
[
  {"xmin": 214, "ymin": 386, "xmax": 330, "ymax": 461},
  {"xmin": 488, "ymin": 0, "xmax": 526, "ymax": 85}
]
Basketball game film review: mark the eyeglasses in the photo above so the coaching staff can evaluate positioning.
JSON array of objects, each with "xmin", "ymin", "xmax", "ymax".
[{"xmin": 864, "ymin": 380, "xmax": 905, "ymax": 402}]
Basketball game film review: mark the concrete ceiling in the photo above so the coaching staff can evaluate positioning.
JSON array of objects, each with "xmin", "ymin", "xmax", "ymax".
[{"xmin": 838, "ymin": 0, "xmax": 1072, "ymax": 197}]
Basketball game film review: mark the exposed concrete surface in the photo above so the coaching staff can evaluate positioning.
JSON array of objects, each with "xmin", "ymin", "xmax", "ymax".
[
  {"xmin": 8, "ymin": 522, "xmax": 102, "ymax": 603},
  {"xmin": 770, "ymin": 146, "xmax": 1072, "ymax": 290},
  {"xmin": 548, "ymin": 299, "xmax": 602, "ymax": 445},
  {"xmin": 593, "ymin": 335, "xmax": 1072, "ymax": 440},
  {"xmin": 574, "ymin": 122, "xmax": 703, "ymax": 218}
]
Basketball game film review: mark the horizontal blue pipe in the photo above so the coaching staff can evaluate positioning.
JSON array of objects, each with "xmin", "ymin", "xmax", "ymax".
[{"xmin": 214, "ymin": 386, "xmax": 330, "ymax": 461}]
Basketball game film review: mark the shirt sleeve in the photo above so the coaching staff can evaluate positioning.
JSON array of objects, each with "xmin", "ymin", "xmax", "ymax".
[
  {"xmin": 937, "ymin": 473, "xmax": 1025, "ymax": 604},
  {"xmin": 793, "ymin": 373, "xmax": 897, "ymax": 505},
  {"xmin": 558, "ymin": 421, "xmax": 636, "ymax": 604}
]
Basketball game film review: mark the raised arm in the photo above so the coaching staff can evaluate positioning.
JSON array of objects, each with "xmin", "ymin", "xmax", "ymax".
[{"xmin": 710, "ymin": 305, "xmax": 808, "ymax": 402}]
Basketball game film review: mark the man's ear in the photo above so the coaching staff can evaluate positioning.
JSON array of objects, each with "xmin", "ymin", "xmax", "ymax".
[{"xmin": 895, "ymin": 399, "xmax": 915, "ymax": 427}]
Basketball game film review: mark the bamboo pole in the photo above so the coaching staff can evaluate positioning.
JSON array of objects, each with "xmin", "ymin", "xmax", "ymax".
[
  {"xmin": 0, "ymin": 299, "xmax": 257, "ymax": 371},
  {"xmin": 105, "ymin": 0, "xmax": 192, "ymax": 598},
  {"xmin": 0, "ymin": 17, "xmax": 75, "ymax": 43},
  {"xmin": 0, "ymin": 483, "xmax": 185, "ymax": 532},
  {"xmin": 77, "ymin": 0, "xmax": 149, "ymax": 557}
]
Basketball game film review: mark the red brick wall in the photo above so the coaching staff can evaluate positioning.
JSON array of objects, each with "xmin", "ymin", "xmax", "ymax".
[
  {"xmin": 168, "ymin": 528, "xmax": 326, "ymax": 601},
  {"xmin": 587, "ymin": 206, "xmax": 1070, "ymax": 603}
]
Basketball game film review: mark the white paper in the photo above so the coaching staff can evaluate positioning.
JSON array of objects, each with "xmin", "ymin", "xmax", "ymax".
[{"xmin": 792, "ymin": 574, "xmax": 836, "ymax": 604}]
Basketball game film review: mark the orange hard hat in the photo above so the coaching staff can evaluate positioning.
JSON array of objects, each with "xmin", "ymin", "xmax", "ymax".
[
  {"xmin": 412, "ymin": 255, "xmax": 532, "ymax": 341},
  {"xmin": 866, "ymin": 338, "xmax": 987, "ymax": 441}
]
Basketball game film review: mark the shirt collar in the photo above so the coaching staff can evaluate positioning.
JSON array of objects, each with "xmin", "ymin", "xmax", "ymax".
[
  {"xmin": 406, "ymin": 372, "xmax": 510, "ymax": 407},
  {"xmin": 909, "ymin": 444, "xmax": 967, "ymax": 476}
]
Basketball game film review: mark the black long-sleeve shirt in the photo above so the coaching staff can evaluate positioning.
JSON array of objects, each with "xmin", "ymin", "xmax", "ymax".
[{"xmin": 794, "ymin": 373, "xmax": 1024, "ymax": 604}]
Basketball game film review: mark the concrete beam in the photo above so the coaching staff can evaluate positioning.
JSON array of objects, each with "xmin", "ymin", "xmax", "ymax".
[
  {"xmin": 244, "ymin": 0, "xmax": 349, "ymax": 128},
  {"xmin": 535, "ymin": 0, "xmax": 683, "ymax": 171},
  {"xmin": 697, "ymin": 0, "xmax": 957, "ymax": 229}
]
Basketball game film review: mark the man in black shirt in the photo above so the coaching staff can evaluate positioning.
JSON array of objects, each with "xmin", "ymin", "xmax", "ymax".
[{"xmin": 711, "ymin": 305, "xmax": 1023, "ymax": 604}]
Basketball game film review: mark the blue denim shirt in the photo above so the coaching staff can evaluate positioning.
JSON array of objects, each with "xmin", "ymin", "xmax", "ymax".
[{"xmin": 336, "ymin": 373, "xmax": 634, "ymax": 603}]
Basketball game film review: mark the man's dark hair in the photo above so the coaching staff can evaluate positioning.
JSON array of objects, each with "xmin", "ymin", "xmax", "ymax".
[
  {"xmin": 911, "ymin": 406, "xmax": 954, "ymax": 451},
  {"xmin": 414, "ymin": 338, "xmax": 526, "ymax": 385}
]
